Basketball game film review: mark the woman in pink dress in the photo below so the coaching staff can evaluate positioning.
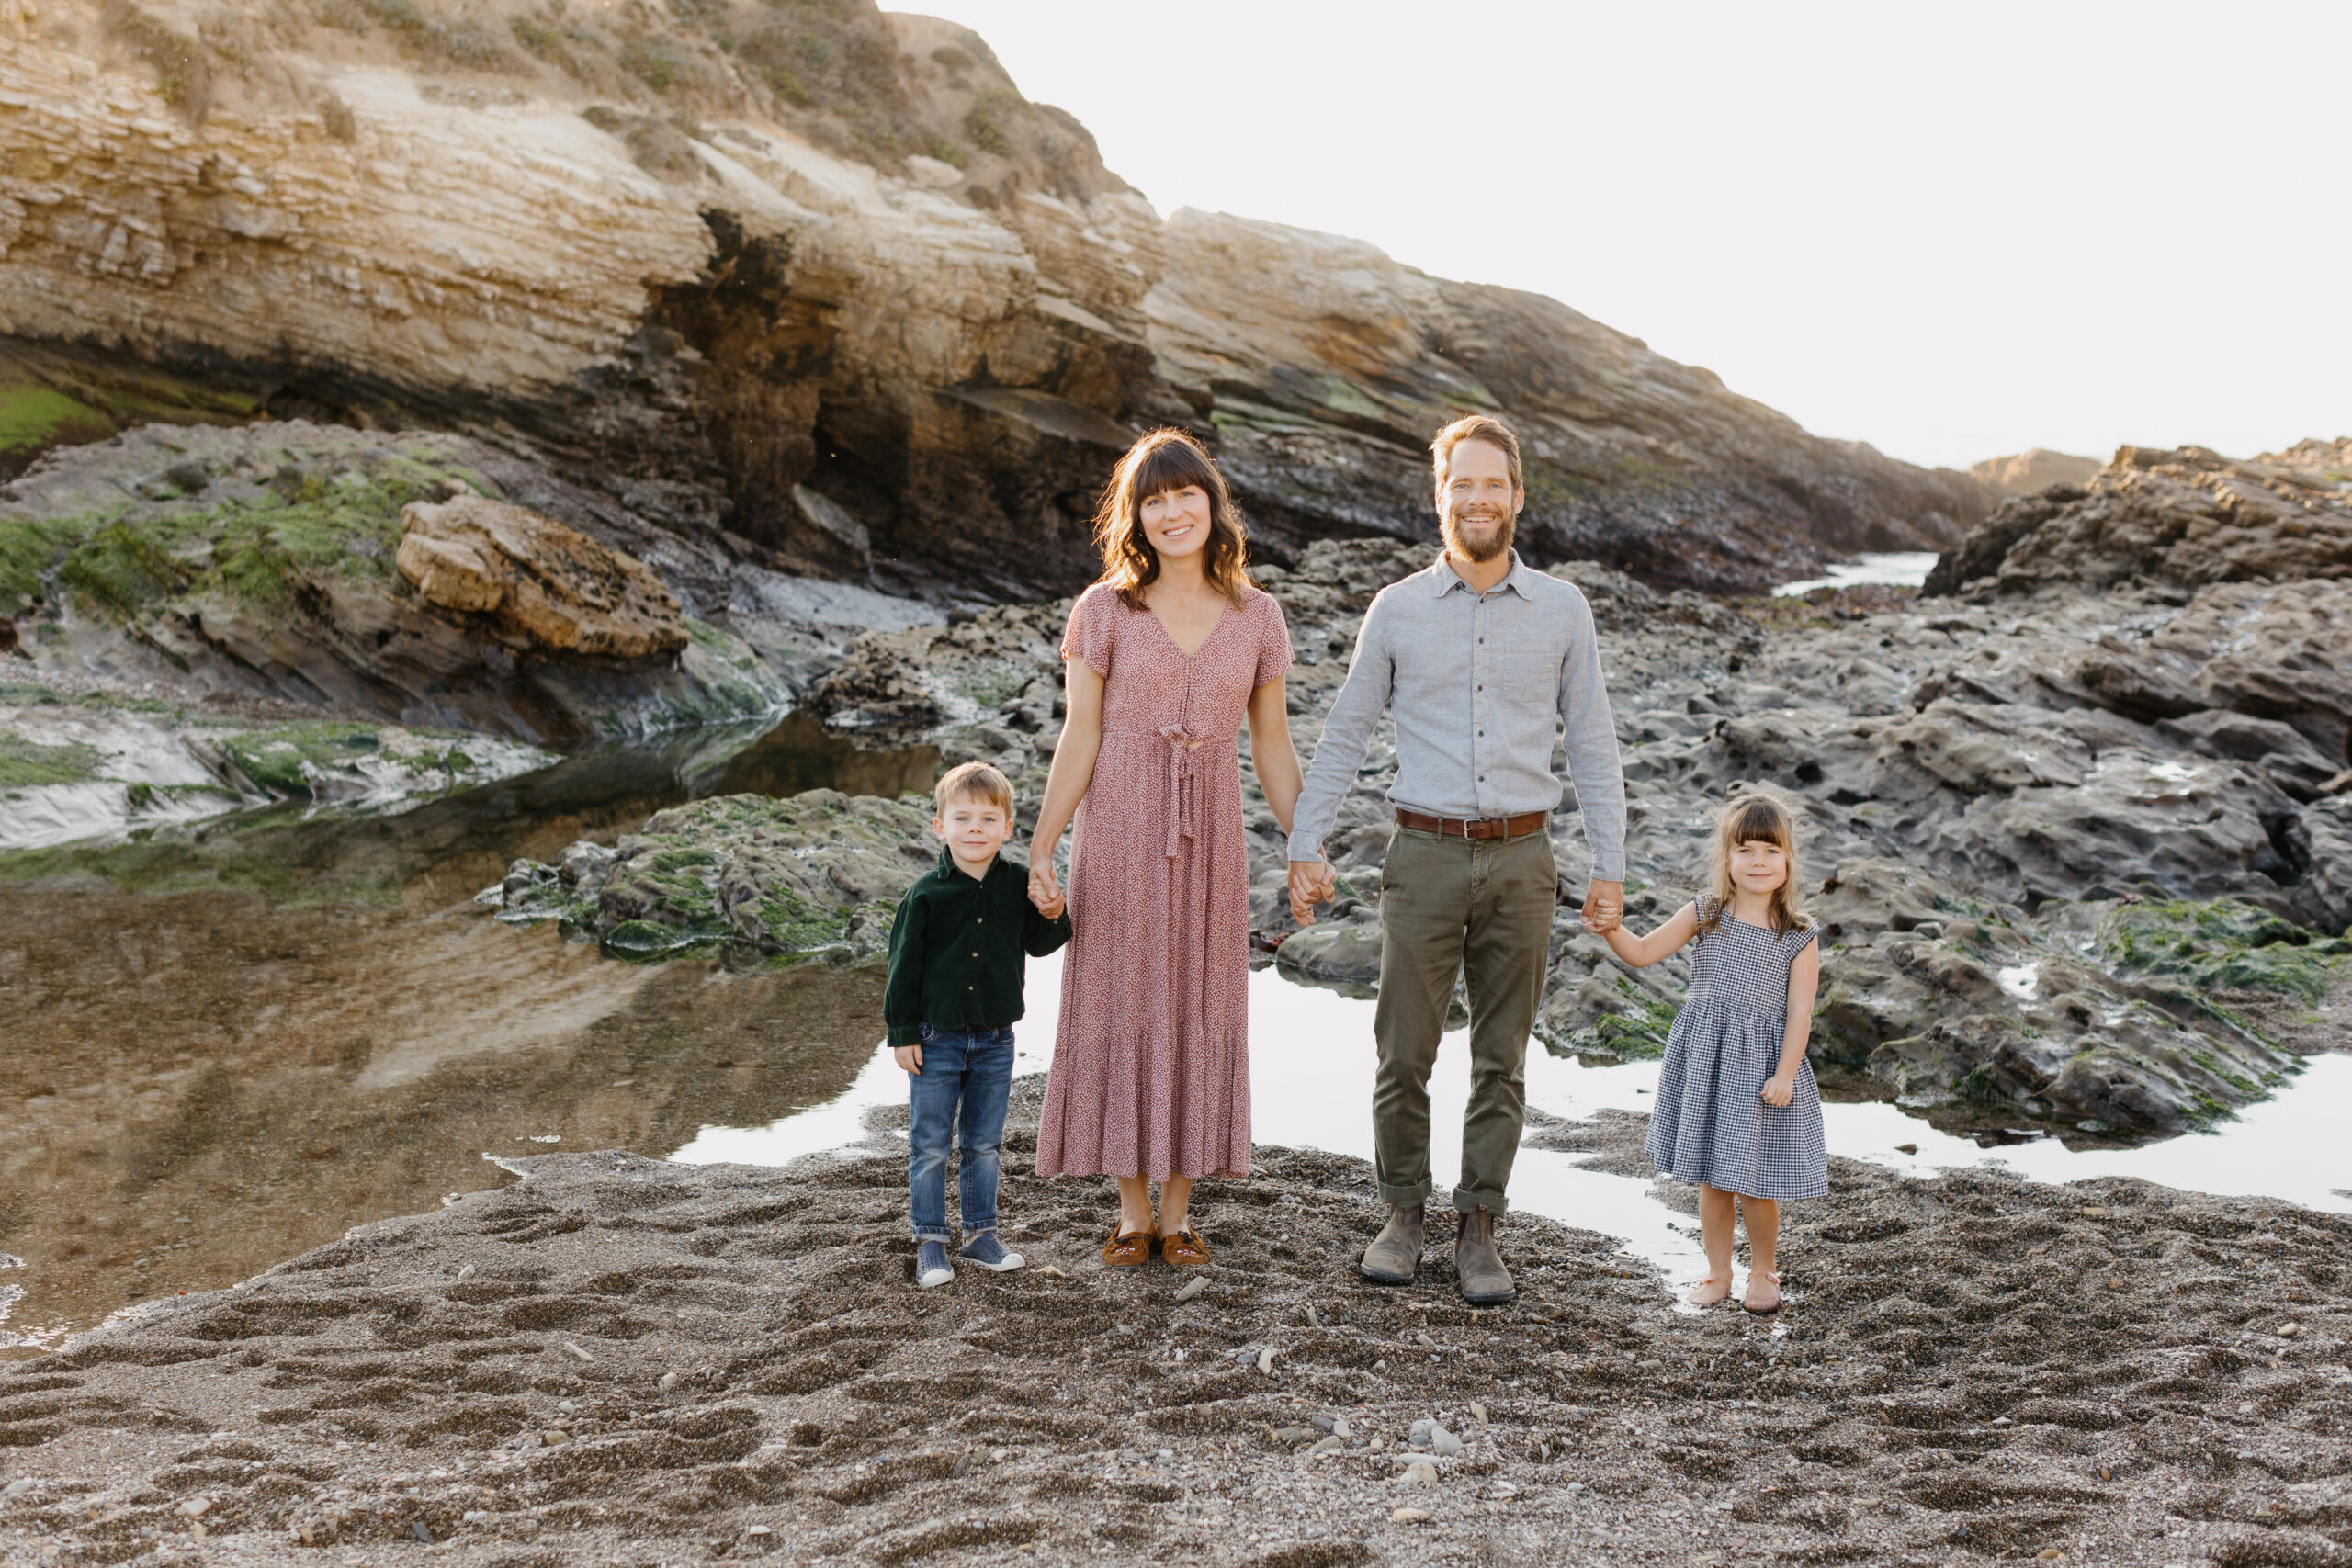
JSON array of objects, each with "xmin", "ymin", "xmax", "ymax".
[{"xmin": 1026, "ymin": 427, "xmax": 1305, "ymax": 1268}]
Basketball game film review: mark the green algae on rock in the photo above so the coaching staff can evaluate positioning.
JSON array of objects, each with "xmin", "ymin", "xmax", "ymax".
[
  {"xmin": 2, "ymin": 423, "xmax": 787, "ymax": 747},
  {"xmin": 484, "ymin": 789, "xmax": 936, "ymax": 965},
  {"xmin": 2093, "ymin": 897, "xmax": 2352, "ymax": 1006}
]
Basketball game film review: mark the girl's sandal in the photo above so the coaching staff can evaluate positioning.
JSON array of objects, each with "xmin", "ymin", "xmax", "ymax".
[
  {"xmin": 1686, "ymin": 1274, "xmax": 1733, "ymax": 1307},
  {"xmin": 1743, "ymin": 1269, "xmax": 1782, "ymax": 1315}
]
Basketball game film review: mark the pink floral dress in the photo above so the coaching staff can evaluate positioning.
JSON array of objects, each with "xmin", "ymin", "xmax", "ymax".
[{"xmin": 1035, "ymin": 582, "xmax": 1293, "ymax": 1179}]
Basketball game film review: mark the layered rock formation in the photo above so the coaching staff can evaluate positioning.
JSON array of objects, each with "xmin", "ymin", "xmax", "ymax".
[
  {"xmin": 0, "ymin": 423, "xmax": 783, "ymax": 747},
  {"xmin": 1926, "ymin": 439, "xmax": 2352, "ymax": 597},
  {"xmin": 0, "ymin": 0, "xmax": 1986, "ymax": 604},
  {"xmin": 1968, "ymin": 447, "xmax": 2101, "ymax": 496}
]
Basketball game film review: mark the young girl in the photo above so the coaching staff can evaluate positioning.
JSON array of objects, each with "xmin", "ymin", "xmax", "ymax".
[{"xmin": 1593, "ymin": 790, "xmax": 1824, "ymax": 1314}]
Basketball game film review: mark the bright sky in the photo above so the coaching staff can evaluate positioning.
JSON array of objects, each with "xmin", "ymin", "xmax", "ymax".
[{"xmin": 912, "ymin": 1, "xmax": 2351, "ymax": 473}]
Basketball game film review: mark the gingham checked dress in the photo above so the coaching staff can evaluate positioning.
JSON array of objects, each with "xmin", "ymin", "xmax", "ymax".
[{"xmin": 1645, "ymin": 899, "xmax": 1827, "ymax": 1201}]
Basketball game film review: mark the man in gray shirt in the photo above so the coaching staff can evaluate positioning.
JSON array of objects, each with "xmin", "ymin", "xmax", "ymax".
[{"xmin": 1287, "ymin": 414, "xmax": 1626, "ymax": 1305}]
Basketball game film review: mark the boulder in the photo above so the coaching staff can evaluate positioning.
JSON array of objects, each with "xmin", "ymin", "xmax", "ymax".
[{"xmin": 397, "ymin": 496, "xmax": 689, "ymax": 661}]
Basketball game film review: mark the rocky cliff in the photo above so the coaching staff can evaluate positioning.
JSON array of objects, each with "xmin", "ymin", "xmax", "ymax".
[{"xmin": 0, "ymin": 0, "xmax": 1987, "ymax": 605}]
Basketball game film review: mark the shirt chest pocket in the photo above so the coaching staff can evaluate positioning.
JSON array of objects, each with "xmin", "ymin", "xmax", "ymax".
[{"xmin": 1491, "ymin": 625, "xmax": 1570, "ymax": 707}]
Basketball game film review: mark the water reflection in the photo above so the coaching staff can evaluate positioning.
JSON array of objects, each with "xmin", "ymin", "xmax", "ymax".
[{"xmin": 0, "ymin": 716, "xmax": 939, "ymax": 1352}]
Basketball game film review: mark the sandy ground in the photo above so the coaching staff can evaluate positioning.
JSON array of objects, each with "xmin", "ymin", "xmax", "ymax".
[{"xmin": 2, "ymin": 1080, "xmax": 2347, "ymax": 1568}]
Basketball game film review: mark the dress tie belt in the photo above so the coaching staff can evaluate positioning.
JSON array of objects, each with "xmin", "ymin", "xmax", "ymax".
[{"xmin": 1157, "ymin": 723, "xmax": 1209, "ymax": 860}]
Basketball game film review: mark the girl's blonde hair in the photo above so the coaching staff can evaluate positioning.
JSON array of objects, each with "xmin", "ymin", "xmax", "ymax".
[
  {"xmin": 1701, "ymin": 788, "xmax": 1812, "ymax": 936},
  {"xmin": 1092, "ymin": 428, "xmax": 1253, "ymax": 611}
]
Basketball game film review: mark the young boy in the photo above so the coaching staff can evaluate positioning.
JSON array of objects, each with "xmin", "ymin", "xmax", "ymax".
[{"xmin": 884, "ymin": 761, "xmax": 1070, "ymax": 1288}]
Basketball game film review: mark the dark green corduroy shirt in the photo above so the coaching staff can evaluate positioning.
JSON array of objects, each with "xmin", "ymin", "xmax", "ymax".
[{"xmin": 884, "ymin": 847, "xmax": 1072, "ymax": 1046}]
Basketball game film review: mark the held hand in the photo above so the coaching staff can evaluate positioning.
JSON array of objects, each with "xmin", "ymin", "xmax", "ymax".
[
  {"xmin": 1286, "ymin": 858, "xmax": 1336, "ymax": 927},
  {"xmin": 1027, "ymin": 850, "xmax": 1061, "ymax": 913},
  {"xmin": 1759, "ymin": 1071, "xmax": 1794, "ymax": 1109},
  {"xmin": 1581, "ymin": 879, "xmax": 1624, "ymax": 934},
  {"xmin": 1035, "ymin": 891, "xmax": 1067, "ymax": 920},
  {"xmin": 894, "ymin": 1044, "xmax": 923, "ymax": 1075}
]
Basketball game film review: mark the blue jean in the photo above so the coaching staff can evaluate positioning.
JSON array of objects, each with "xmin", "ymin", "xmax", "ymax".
[{"xmin": 907, "ymin": 1023, "xmax": 1015, "ymax": 1244}]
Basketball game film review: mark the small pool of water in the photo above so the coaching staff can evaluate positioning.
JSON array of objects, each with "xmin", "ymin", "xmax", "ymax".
[
  {"xmin": 1771, "ymin": 551, "xmax": 1941, "ymax": 597},
  {"xmin": 673, "ymin": 953, "xmax": 2352, "ymax": 1297},
  {"xmin": 0, "ymin": 714, "xmax": 936, "ymax": 1352}
]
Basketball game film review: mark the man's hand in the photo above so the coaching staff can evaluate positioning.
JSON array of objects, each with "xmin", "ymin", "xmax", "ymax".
[
  {"xmin": 894, "ymin": 1044, "xmax": 923, "ymax": 1075},
  {"xmin": 1287, "ymin": 858, "xmax": 1337, "ymax": 926},
  {"xmin": 1759, "ymin": 1071, "xmax": 1794, "ymax": 1109},
  {"xmin": 1580, "ymin": 879, "xmax": 1624, "ymax": 934}
]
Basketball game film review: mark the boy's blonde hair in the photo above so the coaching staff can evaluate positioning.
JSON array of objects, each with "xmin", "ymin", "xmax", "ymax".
[
  {"xmin": 933, "ymin": 761, "xmax": 1013, "ymax": 818},
  {"xmin": 1701, "ymin": 786, "xmax": 1811, "ymax": 936}
]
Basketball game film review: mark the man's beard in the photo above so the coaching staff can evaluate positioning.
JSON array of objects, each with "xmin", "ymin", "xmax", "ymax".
[{"xmin": 1442, "ymin": 505, "xmax": 1516, "ymax": 564}]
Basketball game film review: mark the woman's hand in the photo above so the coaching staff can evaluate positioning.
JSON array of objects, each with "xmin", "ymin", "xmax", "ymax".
[
  {"xmin": 1028, "ymin": 849, "xmax": 1062, "ymax": 914},
  {"xmin": 1759, "ymin": 1072, "xmax": 1794, "ymax": 1109}
]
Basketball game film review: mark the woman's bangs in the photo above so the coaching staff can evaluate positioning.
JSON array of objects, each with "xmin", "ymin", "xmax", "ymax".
[{"xmin": 1127, "ymin": 438, "xmax": 1218, "ymax": 508}]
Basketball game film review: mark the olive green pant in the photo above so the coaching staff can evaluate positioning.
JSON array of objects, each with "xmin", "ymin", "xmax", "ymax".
[{"xmin": 1373, "ymin": 825, "xmax": 1557, "ymax": 1215}]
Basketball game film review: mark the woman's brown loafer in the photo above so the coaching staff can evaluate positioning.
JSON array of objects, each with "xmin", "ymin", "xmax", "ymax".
[
  {"xmin": 1159, "ymin": 1226, "xmax": 1211, "ymax": 1268},
  {"xmin": 1101, "ymin": 1228, "xmax": 1154, "ymax": 1267}
]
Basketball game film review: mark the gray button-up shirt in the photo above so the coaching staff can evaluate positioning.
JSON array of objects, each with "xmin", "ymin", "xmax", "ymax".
[{"xmin": 1287, "ymin": 549, "xmax": 1627, "ymax": 880}]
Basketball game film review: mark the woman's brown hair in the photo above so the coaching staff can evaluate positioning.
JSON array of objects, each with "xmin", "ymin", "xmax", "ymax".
[
  {"xmin": 1092, "ymin": 428, "xmax": 1252, "ymax": 610},
  {"xmin": 1699, "ymin": 787, "xmax": 1813, "ymax": 937}
]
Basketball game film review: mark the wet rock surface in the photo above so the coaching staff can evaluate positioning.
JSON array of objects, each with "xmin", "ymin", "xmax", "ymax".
[
  {"xmin": 487, "ymin": 790, "xmax": 935, "ymax": 964},
  {"xmin": 781, "ymin": 535, "xmax": 2352, "ymax": 1136},
  {"xmin": 4, "ymin": 1090, "xmax": 2347, "ymax": 1567}
]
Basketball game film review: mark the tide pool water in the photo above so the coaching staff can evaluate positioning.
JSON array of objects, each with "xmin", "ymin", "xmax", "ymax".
[
  {"xmin": 1771, "ymin": 551, "xmax": 1941, "ymax": 597},
  {"xmin": 671, "ymin": 951, "xmax": 2352, "ymax": 1295}
]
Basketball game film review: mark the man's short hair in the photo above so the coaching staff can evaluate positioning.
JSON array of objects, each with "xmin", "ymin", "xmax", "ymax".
[
  {"xmin": 933, "ymin": 761, "xmax": 1013, "ymax": 817},
  {"xmin": 1430, "ymin": 414, "xmax": 1524, "ymax": 499}
]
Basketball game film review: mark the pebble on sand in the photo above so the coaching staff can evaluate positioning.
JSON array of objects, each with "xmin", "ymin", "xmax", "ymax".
[{"xmin": 1393, "ymin": 1507, "xmax": 1432, "ymax": 1523}]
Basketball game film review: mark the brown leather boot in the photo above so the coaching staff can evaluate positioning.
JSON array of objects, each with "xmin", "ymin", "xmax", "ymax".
[
  {"xmin": 1453, "ymin": 1205, "xmax": 1516, "ymax": 1305},
  {"xmin": 1359, "ymin": 1203, "xmax": 1424, "ymax": 1284}
]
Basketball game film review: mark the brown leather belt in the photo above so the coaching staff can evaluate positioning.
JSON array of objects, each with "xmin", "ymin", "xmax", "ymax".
[{"xmin": 1396, "ymin": 807, "xmax": 1547, "ymax": 840}]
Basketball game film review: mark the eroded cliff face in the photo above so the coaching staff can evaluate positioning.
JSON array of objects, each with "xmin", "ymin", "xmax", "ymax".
[{"xmin": 2, "ymin": 0, "xmax": 1985, "ymax": 604}]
